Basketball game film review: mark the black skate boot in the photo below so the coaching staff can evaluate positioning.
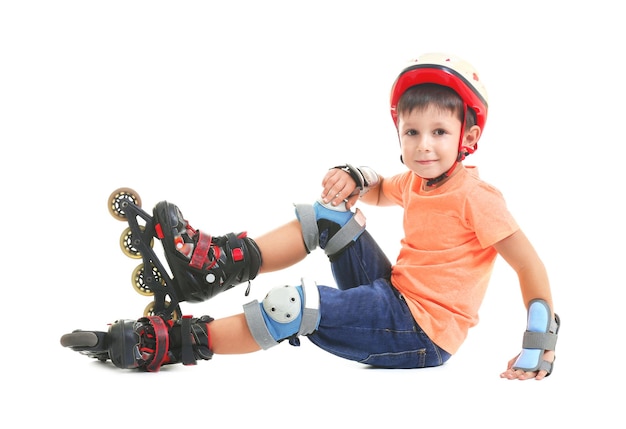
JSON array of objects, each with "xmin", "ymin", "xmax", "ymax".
[
  {"xmin": 153, "ymin": 201, "xmax": 262, "ymax": 302},
  {"xmin": 60, "ymin": 315, "xmax": 214, "ymax": 371}
]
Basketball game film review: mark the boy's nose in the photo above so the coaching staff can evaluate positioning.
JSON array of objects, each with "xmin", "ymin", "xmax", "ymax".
[{"xmin": 416, "ymin": 137, "xmax": 431, "ymax": 151}]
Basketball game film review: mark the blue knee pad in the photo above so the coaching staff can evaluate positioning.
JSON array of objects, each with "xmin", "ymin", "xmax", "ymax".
[
  {"xmin": 294, "ymin": 200, "xmax": 366, "ymax": 256},
  {"xmin": 243, "ymin": 278, "xmax": 321, "ymax": 350}
]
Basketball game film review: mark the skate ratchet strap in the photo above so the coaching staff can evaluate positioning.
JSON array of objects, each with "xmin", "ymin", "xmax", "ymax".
[
  {"xmin": 189, "ymin": 231, "xmax": 213, "ymax": 270},
  {"xmin": 145, "ymin": 316, "xmax": 170, "ymax": 372}
]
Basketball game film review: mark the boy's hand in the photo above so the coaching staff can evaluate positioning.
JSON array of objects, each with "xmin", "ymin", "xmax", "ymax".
[
  {"xmin": 500, "ymin": 350, "xmax": 555, "ymax": 380},
  {"xmin": 321, "ymin": 168, "xmax": 359, "ymax": 209}
]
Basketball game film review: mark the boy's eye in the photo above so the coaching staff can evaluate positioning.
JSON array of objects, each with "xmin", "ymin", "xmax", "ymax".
[
  {"xmin": 405, "ymin": 129, "xmax": 417, "ymax": 136},
  {"xmin": 434, "ymin": 129, "xmax": 446, "ymax": 136}
]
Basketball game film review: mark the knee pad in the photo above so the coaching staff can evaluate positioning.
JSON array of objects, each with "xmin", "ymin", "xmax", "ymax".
[
  {"xmin": 242, "ymin": 278, "xmax": 320, "ymax": 350},
  {"xmin": 512, "ymin": 299, "xmax": 560, "ymax": 375},
  {"xmin": 294, "ymin": 201, "xmax": 366, "ymax": 257}
]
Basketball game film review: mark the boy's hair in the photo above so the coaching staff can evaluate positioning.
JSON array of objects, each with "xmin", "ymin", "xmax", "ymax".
[{"xmin": 397, "ymin": 83, "xmax": 477, "ymax": 130}]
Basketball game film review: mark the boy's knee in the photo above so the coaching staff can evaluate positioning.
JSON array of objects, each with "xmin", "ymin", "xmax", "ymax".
[
  {"xmin": 294, "ymin": 201, "xmax": 366, "ymax": 257},
  {"xmin": 242, "ymin": 278, "xmax": 320, "ymax": 349}
]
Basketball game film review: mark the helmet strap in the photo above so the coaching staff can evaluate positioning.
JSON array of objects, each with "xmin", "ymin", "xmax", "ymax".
[{"xmin": 425, "ymin": 169, "xmax": 453, "ymax": 187}]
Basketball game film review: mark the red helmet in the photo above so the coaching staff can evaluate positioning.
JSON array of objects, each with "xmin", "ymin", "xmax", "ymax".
[{"xmin": 389, "ymin": 53, "xmax": 488, "ymax": 131}]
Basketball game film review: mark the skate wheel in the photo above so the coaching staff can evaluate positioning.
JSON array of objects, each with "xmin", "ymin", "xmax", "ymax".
[
  {"xmin": 144, "ymin": 300, "xmax": 180, "ymax": 320},
  {"xmin": 119, "ymin": 226, "xmax": 154, "ymax": 259},
  {"xmin": 131, "ymin": 263, "xmax": 163, "ymax": 296},
  {"xmin": 60, "ymin": 331, "xmax": 99, "ymax": 348},
  {"xmin": 108, "ymin": 187, "xmax": 142, "ymax": 221}
]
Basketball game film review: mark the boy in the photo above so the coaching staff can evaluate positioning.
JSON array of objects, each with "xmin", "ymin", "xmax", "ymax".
[{"xmin": 61, "ymin": 53, "xmax": 559, "ymax": 380}]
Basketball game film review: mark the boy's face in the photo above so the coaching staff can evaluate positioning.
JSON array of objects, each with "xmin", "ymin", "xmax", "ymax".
[{"xmin": 397, "ymin": 105, "xmax": 463, "ymax": 183}]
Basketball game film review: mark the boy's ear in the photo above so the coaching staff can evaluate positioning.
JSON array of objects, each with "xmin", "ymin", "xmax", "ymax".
[
  {"xmin": 459, "ymin": 125, "xmax": 481, "ymax": 160},
  {"xmin": 464, "ymin": 125, "xmax": 481, "ymax": 150}
]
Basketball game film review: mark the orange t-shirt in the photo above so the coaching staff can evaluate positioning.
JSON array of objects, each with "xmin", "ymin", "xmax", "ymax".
[{"xmin": 381, "ymin": 166, "xmax": 519, "ymax": 354}]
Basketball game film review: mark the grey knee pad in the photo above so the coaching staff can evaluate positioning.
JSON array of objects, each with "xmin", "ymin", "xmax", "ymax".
[{"xmin": 242, "ymin": 278, "xmax": 320, "ymax": 350}]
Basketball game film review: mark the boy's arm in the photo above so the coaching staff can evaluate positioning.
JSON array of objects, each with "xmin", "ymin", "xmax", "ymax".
[{"xmin": 493, "ymin": 229, "xmax": 558, "ymax": 381}]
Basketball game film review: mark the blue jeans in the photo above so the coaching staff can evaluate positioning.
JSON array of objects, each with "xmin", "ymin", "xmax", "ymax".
[{"xmin": 307, "ymin": 230, "xmax": 451, "ymax": 369}]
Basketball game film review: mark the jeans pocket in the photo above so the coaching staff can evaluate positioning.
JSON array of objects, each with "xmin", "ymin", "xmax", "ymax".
[{"xmin": 361, "ymin": 348, "xmax": 427, "ymax": 369}]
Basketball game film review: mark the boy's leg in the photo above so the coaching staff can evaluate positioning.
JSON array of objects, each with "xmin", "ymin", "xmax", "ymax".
[
  {"xmin": 157, "ymin": 196, "xmax": 388, "ymax": 299},
  {"xmin": 228, "ymin": 199, "xmax": 394, "ymax": 355},
  {"xmin": 295, "ymin": 200, "xmax": 392, "ymax": 290},
  {"xmin": 209, "ymin": 314, "xmax": 261, "ymax": 354},
  {"xmin": 153, "ymin": 197, "xmax": 382, "ymax": 303},
  {"xmin": 61, "ymin": 198, "xmax": 384, "ymax": 370},
  {"xmin": 61, "ymin": 278, "xmax": 322, "ymax": 371},
  {"xmin": 330, "ymin": 230, "xmax": 392, "ymax": 290},
  {"xmin": 308, "ymin": 280, "xmax": 451, "ymax": 369},
  {"xmin": 253, "ymin": 220, "xmax": 309, "ymax": 273}
]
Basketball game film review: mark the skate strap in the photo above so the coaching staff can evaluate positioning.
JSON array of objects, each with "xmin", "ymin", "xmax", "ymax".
[
  {"xmin": 180, "ymin": 315, "xmax": 214, "ymax": 365},
  {"xmin": 146, "ymin": 316, "xmax": 170, "ymax": 372},
  {"xmin": 180, "ymin": 316, "xmax": 195, "ymax": 365},
  {"xmin": 190, "ymin": 231, "xmax": 212, "ymax": 269}
]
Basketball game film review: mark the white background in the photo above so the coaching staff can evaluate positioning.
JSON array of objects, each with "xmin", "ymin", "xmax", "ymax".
[{"xmin": 1, "ymin": 1, "xmax": 624, "ymax": 427}]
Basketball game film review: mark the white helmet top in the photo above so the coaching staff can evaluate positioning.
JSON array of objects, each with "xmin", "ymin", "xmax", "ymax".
[{"xmin": 389, "ymin": 53, "xmax": 488, "ymax": 131}]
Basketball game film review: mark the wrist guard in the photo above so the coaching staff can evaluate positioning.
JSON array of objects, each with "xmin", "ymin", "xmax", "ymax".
[
  {"xmin": 512, "ymin": 299, "xmax": 560, "ymax": 376},
  {"xmin": 333, "ymin": 164, "xmax": 380, "ymax": 196}
]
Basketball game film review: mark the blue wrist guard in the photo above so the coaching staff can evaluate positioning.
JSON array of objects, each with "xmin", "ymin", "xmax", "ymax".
[{"xmin": 512, "ymin": 299, "xmax": 560, "ymax": 375}]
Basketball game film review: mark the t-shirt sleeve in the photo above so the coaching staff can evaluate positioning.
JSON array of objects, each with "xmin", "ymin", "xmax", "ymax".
[
  {"xmin": 381, "ymin": 171, "xmax": 412, "ymax": 206},
  {"xmin": 466, "ymin": 183, "xmax": 519, "ymax": 248}
]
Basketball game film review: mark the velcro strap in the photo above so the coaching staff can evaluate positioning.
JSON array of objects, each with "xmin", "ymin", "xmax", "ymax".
[
  {"xmin": 180, "ymin": 316, "xmax": 196, "ymax": 365},
  {"xmin": 537, "ymin": 359, "xmax": 554, "ymax": 373},
  {"xmin": 146, "ymin": 316, "xmax": 170, "ymax": 372},
  {"xmin": 190, "ymin": 231, "xmax": 212, "ymax": 269},
  {"xmin": 294, "ymin": 203, "xmax": 319, "ymax": 253},
  {"xmin": 324, "ymin": 209, "xmax": 366, "ymax": 256},
  {"xmin": 243, "ymin": 300, "xmax": 279, "ymax": 350},
  {"xmin": 298, "ymin": 277, "xmax": 320, "ymax": 336},
  {"xmin": 521, "ymin": 331, "xmax": 558, "ymax": 351}
]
